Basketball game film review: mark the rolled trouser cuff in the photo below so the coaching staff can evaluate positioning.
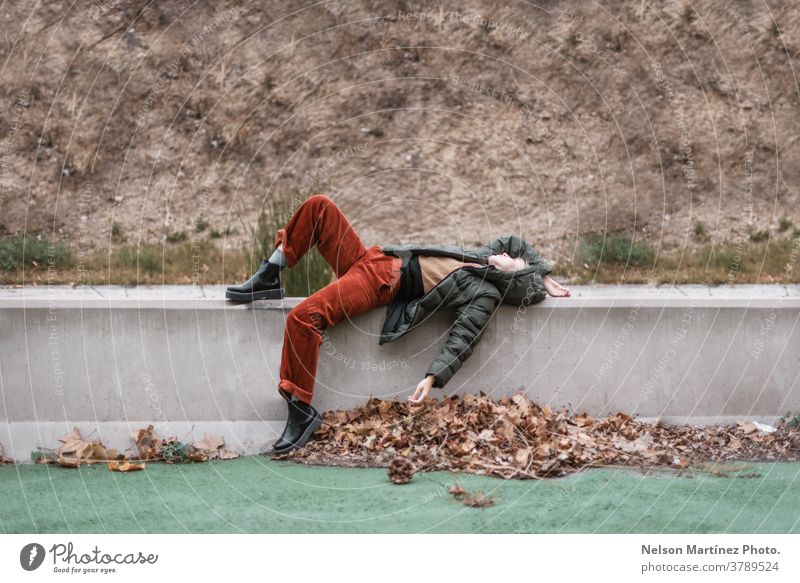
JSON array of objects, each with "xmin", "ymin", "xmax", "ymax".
[{"xmin": 278, "ymin": 378, "xmax": 313, "ymax": 404}]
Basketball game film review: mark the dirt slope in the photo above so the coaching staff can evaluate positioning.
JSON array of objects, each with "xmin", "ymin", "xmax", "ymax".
[{"xmin": 1, "ymin": 0, "xmax": 798, "ymax": 265}]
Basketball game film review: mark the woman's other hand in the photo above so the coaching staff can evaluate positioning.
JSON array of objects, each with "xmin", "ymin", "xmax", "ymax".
[
  {"xmin": 408, "ymin": 374, "xmax": 436, "ymax": 403},
  {"xmin": 543, "ymin": 274, "xmax": 571, "ymax": 297}
]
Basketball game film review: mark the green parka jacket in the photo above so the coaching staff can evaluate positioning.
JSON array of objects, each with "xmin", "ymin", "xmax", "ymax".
[{"xmin": 378, "ymin": 235, "xmax": 552, "ymax": 389}]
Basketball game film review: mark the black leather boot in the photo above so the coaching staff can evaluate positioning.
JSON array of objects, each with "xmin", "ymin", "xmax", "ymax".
[
  {"xmin": 226, "ymin": 259, "xmax": 284, "ymax": 302},
  {"xmin": 272, "ymin": 392, "xmax": 323, "ymax": 454}
]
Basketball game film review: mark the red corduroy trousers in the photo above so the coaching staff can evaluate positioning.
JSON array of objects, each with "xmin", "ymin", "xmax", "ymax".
[{"xmin": 273, "ymin": 194, "xmax": 402, "ymax": 404}]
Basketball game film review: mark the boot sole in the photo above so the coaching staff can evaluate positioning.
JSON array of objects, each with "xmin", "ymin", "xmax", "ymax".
[
  {"xmin": 225, "ymin": 287, "xmax": 284, "ymax": 302},
  {"xmin": 272, "ymin": 412, "xmax": 323, "ymax": 455}
]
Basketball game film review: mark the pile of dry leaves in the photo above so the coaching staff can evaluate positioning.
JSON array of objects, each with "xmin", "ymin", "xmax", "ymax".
[
  {"xmin": 275, "ymin": 393, "xmax": 800, "ymax": 479},
  {"xmin": 31, "ymin": 425, "xmax": 238, "ymax": 471}
]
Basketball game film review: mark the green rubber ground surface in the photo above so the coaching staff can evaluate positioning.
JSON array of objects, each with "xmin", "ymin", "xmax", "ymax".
[{"xmin": 2, "ymin": 457, "xmax": 798, "ymax": 533}]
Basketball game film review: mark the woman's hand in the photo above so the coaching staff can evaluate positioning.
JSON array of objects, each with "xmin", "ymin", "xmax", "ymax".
[
  {"xmin": 543, "ymin": 274, "xmax": 571, "ymax": 297},
  {"xmin": 408, "ymin": 375, "xmax": 436, "ymax": 403}
]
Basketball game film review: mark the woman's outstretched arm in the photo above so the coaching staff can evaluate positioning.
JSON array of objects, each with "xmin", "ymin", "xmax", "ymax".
[{"xmin": 407, "ymin": 282, "xmax": 500, "ymax": 403}]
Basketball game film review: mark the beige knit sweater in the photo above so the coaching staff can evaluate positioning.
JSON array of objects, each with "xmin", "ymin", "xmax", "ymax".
[{"xmin": 418, "ymin": 256, "xmax": 484, "ymax": 293}]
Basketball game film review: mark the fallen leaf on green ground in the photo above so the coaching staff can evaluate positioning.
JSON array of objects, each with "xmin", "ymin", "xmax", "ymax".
[
  {"xmin": 462, "ymin": 490, "xmax": 495, "ymax": 508},
  {"xmin": 218, "ymin": 449, "xmax": 239, "ymax": 460},
  {"xmin": 448, "ymin": 485, "xmax": 467, "ymax": 498},
  {"xmin": 694, "ymin": 462, "xmax": 755, "ymax": 477},
  {"xmin": 108, "ymin": 460, "xmax": 146, "ymax": 472},
  {"xmin": 54, "ymin": 428, "xmax": 111, "ymax": 467},
  {"xmin": 58, "ymin": 427, "xmax": 92, "ymax": 457},
  {"xmin": 57, "ymin": 454, "xmax": 83, "ymax": 468}
]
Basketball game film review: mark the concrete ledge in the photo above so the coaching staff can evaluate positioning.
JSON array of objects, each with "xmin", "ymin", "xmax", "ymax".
[{"xmin": 2, "ymin": 285, "xmax": 799, "ymax": 461}]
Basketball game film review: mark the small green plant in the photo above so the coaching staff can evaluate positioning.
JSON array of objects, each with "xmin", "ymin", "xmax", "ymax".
[
  {"xmin": 749, "ymin": 228, "xmax": 770, "ymax": 242},
  {"xmin": 210, "ymin": 226, "xmax": 236, "ymax": 239},
  {"xmin": 787, "ymin": 413, "xmax": 800, "ymax": 430},
  {"xmin": 0, "ymin": 234, "xmax": 71, "ymax": 271},
  {"xmin": 579, "ymin": 232, "xmax": 654, "ymax": 267},
  {"xmin": 778, "ymin": 215, "xmax": 792, "ymax": 232},
  {"xmin": 195, "ymin": 216, "xmax": 208, "ymax": 233},
  {"xmin": 693, "ymin": 221, "xmax": 705, "ymax": 241},
  {"xmin": 113, "ymin": 245, "xmax": 162, "ymax": 274},
  {"xmin": 161, "ymin": 441, "xmax": 191, "ymax": 463},
  {"xmin": 111, "ymin": 221, "xmax": 123, "ymax": 240},
  {"xmin": 166, "ymin": 230, "xmax": 188, "ymax": 243}
]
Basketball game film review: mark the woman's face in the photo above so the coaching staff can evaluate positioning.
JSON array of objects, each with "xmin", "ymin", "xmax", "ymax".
[{"xmin": 488, "ymin": 252, "xmax": 527, "ymax": 272}]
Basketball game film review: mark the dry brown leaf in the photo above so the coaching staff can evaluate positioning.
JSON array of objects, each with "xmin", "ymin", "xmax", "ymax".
[
  {"xmin": 738, "ymin": 421, "xmax": 758, "ymax": 434},
  {"xmin": 57, "ymin": 454, "xmax": 82, "ymax": 468},
  {"xmin": 511, "ymin": 393, "xmax": 530, "ymax": 414},
  {"xmin": 514, "ymin": 448, "xmax": 531, "ymax": 467},
  {"xmin": 496, "ymin": 422, "xmax": 516, "ymax": 442},
  {"xmin": 133, "ymin": 425, "xmax": 160, "ymax": 460},
  {"xmin": 672, "ymin": 457, "xmax": 689, "ymax": 468},
  {"xmin": 108, "ymin": 460, "xmax": 146, "ymax": 472},
  {"xmin": 477, "ymin": 429, "xmax": 495, "ymax": 442},
  {"xmin": 59, "ymin": 435, "xmax": 91, "ymax": 457},
  {"xmin": 59, "ymin": 427, "xmax": 82, "ymax": 445},
  {"xmin": 463, "ymin": 490, "xmax": 495, "ymax": 508},
  {"xmin": 448, "ymin": 485, "xmax": 467, "ymax": 498},
  {"xmin": 84, "ymin": 443, "xmax": 108, "ymax": 460},
  {"xmin": 193, "ymin": 434, "xmax": 225, "ymax": 452}
]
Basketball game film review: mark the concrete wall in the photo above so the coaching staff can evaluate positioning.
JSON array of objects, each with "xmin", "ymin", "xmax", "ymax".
[{"xmin": 1, "ymin": 285, "xmax": 799, "ymax": 461}]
